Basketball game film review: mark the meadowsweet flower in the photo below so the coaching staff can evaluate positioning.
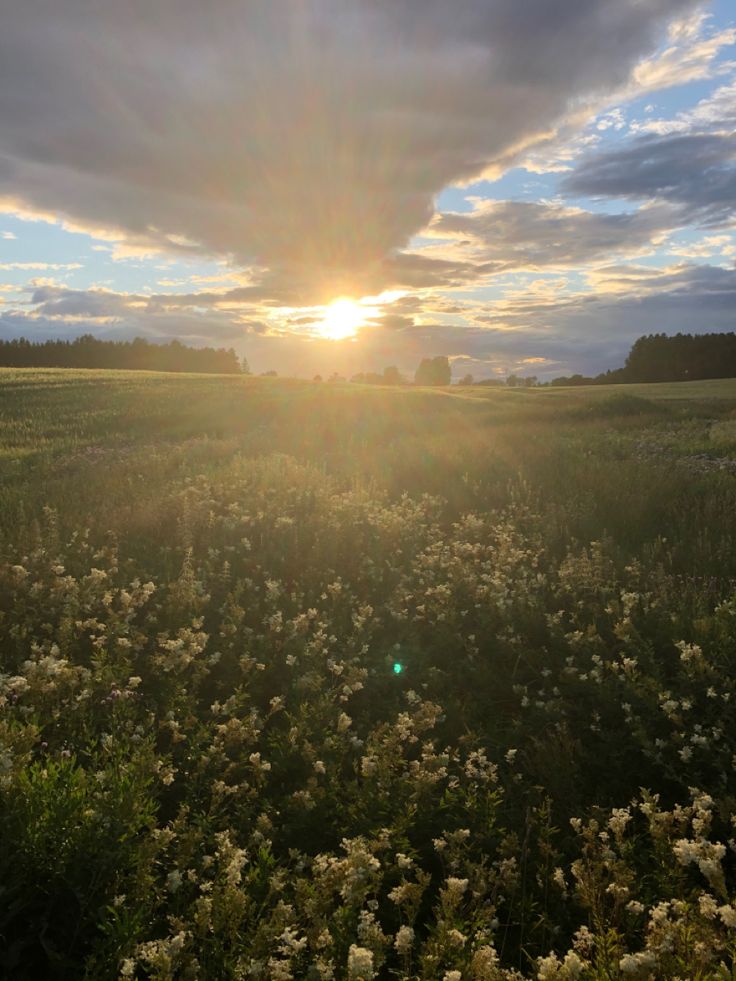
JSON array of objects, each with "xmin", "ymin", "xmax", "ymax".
[
  {"xmin": 537, "ymin": 952, "xmax": 562, "ymax": 979},
  {"xmin": 166, "ymin": 870, "xmax": 183, "ymax": 893},
  {"xmin": 347, "ymin": 945, "xmax": 374, "ymax": 980},
  {"xmin": 394, "ymin": 925, "xmax": 414, "ymax": 955},
  {"xmin": 608, "ymin": 807, "xmax": 632, "ymax": 838},
  {"xmin": 619, "ymin": 951, "xmax": 656, "ymax": 974},
  {"xmin": 718, "ymin": 904, "xmax": 736, "ymax": 928},
  {"xmin": 471, "ymin": 945, "xmax": 500, "ymax": 977},
  {"xmin": 445, "ymin": 877, "xmax": 469, "ymax": 898}
]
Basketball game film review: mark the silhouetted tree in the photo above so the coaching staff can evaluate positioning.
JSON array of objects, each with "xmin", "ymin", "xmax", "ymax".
[
  {"xmin": 414, "ymin": 356, "xmax": 451, "ymax": 386},
  {"xmin": 382, "ymin": 366, "xmax": 403, "ymax": 385},
  {"xmin": 549, "ymin": 374, "xmax": 593, "ymax": 387},
  {"xmin": 0, "ymin": 335, "xmax": 243, "ymax": 373},
  {"xmin": 351, "ymin": 367, "xmax": 405, "ymax": 385},
  {"xmin": 457, "ymin": 374, "xmax": 474, "ymax": 386},
  {"xmin": 623, "ymin": 333, "xmax": 736, "ymax": 383}
]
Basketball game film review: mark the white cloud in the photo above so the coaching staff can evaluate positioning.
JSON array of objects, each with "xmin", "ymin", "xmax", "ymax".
[
  {"xmin": 0, "ymin": 261, "xmax": 82, "ymax": 271},
  {"xmin": 516, "ymin": 9, "xmax": 735, "ymax": 176}
]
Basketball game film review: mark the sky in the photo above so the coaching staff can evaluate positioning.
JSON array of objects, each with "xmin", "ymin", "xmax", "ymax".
[{"xmin": 0, "ymin": 1, "xmax": 735, "ymax": 381}]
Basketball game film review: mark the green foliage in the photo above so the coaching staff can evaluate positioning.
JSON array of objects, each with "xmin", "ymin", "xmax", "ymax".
[{"xmin": 2, "ymin": 371, "xmax": 736, "ymax": 978}]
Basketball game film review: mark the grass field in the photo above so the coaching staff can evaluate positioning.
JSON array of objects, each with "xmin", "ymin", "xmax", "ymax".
[{"xmin": 3, "ymin": 370, "xmax": 736, "ymax": 979}]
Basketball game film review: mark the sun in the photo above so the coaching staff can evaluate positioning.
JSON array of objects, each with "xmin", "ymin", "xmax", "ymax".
[{"xmin": 319, "ymin": 298, "xmax": 366, "ymax": 340}]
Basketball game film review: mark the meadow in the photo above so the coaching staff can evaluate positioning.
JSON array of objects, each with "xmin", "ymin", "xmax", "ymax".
[{"xmin": 3, "ymin": 369, "xmax": 736, "ymax": 979}]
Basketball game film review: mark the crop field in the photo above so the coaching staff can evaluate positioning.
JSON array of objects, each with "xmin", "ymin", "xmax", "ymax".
[{"xmin": 4, "ymin": 369, "xmax": 736, "ymax": 980}]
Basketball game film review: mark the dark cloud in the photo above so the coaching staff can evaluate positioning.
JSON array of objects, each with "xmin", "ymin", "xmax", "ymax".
[
  {"xmin": 4, "ymin": 286, "xmax": 247, "ymax": 344},
  {"xmin": 0, "ymin": 0, "xmax": 696, "ymax": 297},
  {"xmin": 563, "ymin": 133, "xmax": 736, "ymax": 225},
  {"xmin": 429, "ymin": 200, "xmax": 680, "ymax": 268},
  {"xmin": 470, "ymin": 263, "xmax": 736, "ymax": 374}
]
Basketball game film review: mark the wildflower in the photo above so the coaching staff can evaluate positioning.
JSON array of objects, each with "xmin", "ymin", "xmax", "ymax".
[
  {"xmin": 394, "ymin": 925, "xmax": 414, "ymax": 955},
  {"xmin": 552, "ymin": 867, "xmax": 566, "ymax": 889},
  {"xmin": 718, "ymin": 904, "xmax": 736, "ymax": 928},
  {"xmin": 347, "ymin": 945, "xmax": 374, "ymax": 980},
  {"xmin": 537, "ymin": 953, "xmax": 562, "ymax": 979},
  {"xmin": 676, "ymin": 640, "xmax": 703, "ymax": 664},
  {"xmin": 699, "ymin": 893, "xmax": 718, "ymax": 919},
  {"xmin": 619, "ymin": 951, "xmax": 657, "ymax": 974},
  {"xmin": 471, "ymin": 945, "xmax": 500, "ymax": 977},
  {"xmin": 562, "ymin": 952, "xmax": 584, "ymax": 978},
  {"xmin": 446, "ymin": 877, "xmax": 469, "ymax": 897},
  {"xmin": 608, "ymin": 807, "xmax": 631, "ymax": 838},
  {"xmin": 166, "ymin": 870, "xmax": 183, "ymax": 893}
]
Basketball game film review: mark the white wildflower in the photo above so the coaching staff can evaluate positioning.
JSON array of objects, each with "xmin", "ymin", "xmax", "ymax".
[
  {"xmin": 347, "ymin": 944, "xmax": 374, "ymax": 980},
  {"xmin": 166, "ymin": 870, "xmax": 183, "ymax": 893},
  {"xmin": 394, "ymin": 925, "xmax": 414, "ymax": 956}
]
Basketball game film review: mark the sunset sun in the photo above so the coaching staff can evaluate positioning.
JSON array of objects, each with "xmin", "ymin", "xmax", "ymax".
[{"xmin": 319, "ymin": 298, "xmax": 366, "ymax": 341}]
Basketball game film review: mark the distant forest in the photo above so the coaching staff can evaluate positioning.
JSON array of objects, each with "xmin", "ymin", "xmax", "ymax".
[
  {"xmin": 2, "ymin": 330, "xmax": 735, "ymax": 384},
  {"xmin": 550, "ymin": 332, "xmax": 736, "ymax": 387},
  {"xmin": 0, "ymin": 335, "xmax": 245, "ymax": 374}
]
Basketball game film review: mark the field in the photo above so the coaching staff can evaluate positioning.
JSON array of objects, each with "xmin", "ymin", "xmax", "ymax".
[{"xmin": 3, "ymin": 370, "xmax": 736, "ymax": 980}]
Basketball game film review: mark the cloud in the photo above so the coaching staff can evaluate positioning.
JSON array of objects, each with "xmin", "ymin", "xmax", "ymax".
[
  {"xmin": 514, "ymin": 10, "xmax": 735, "ymax": 176},
  {"xmin": 631, "ymin": 10, "xmax": 736, "ymax": 91},
  {"xmin": 0, "ymin": 0, "xmax": 698, "ymax": 299},
  {"xmin": 0, "ymin": 261, "xmax": 82, "ymax": 271},
  {"xmin": 563, "ymin": 132, "xmax": 736, "ymax": 225},
  {"xmin": 468, "ymin": 262, "xmax": 736, "ymax": 373},
  {"xmin": 426, "ymin": 199, "xmax": 679, "ymax": 269},
  {"xmin": 631, "ymin": 77, "xmax": 736, "ymax": 135},
  {"xmin": 1, "ymin": 284, "xmax": 249, "ymax": 347}
]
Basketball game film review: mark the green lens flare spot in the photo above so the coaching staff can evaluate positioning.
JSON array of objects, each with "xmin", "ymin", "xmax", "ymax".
[{"xmin": 393, "ymin": 662, "xmax": 404, "ymax": 675}]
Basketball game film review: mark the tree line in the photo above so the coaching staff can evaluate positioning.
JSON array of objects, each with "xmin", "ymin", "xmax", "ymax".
[
  {"xmin": 549, "ymin": 333, "xmax": 736, "ymax": 387},
  {"xmin": 4, "ymin": 331, "xmax": 734, "ymax": 384},
  {"xmin": 353, "ymin": 335, "xmax": 736, "ymax": 389},
  {"xmin": 0, "ymin": 335, "xmax": 246, "ymax": 374}
]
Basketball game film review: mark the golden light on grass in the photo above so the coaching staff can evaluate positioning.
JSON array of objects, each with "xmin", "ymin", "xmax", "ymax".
[{"xmin": 318, "ymin": 298, "xmax": 366, "ymax": 341}]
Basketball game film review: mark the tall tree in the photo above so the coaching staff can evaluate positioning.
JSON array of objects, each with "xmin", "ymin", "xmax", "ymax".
[{"xmin": 414, "ymin": 356, "xmax": 451, "ymax": 386}]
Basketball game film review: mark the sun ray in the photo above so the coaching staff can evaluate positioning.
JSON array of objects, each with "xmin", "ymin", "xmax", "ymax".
[{"xmin": 319, "ymin": 298, "xmax": 366, "ymax": 340}]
